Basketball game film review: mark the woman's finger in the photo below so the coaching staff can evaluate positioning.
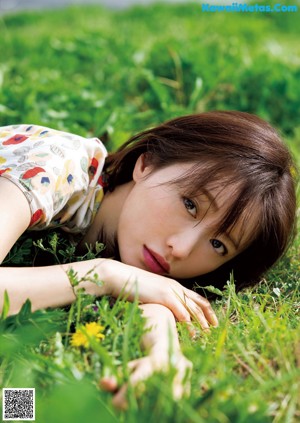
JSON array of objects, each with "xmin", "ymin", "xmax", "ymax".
[
  {"xmin": 166, "ymin": 291, "xmax": 192, "ymax": 323},
  {"xmin": 185, "ymin": 297, "xmax": 210, "ymax": 331},
  {"xmin": 112, "ymin": 358, "xmax": 153, "ymax": 410},
  {"xmin": 112, "ymin": 384, "xmax": 129, "ymax": 410},
  {"xmin": 110, "ymin": 353, "xmax": 192, "ymax": 409},
  {"xmin": 185, "ymin": 289, "xmax": 218, "ymax": 326},
  {"xmin": 166, "ymin": 286, "xmax": 214, "ymax": 329},
  {"xmin": 99, "ymin": 375, "xmax": 118, "ymax": 392},
  {"xmin": 127, "ymin": 357, "xmax": 160, "ymax": 386},
  {"xmin": 172, "ymin": 356, "xmax": 193, "ymax": 399}
]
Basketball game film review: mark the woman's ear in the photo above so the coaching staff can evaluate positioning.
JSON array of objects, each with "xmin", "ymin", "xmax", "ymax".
[{"xmin": 132, "ymin": 154, "xmax": 153, "ymax": 182}]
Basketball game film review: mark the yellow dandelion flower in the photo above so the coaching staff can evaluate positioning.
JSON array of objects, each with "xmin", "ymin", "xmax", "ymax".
[
  {"xmin": 70, "ymin": 321, "xmax": 105, "ymax": 348},
  {"xmin": 85, "ymin": 322, "xmax": 105, "ymax": 339},
  {"xmin": 71, "ymin": 331, "xmax": 89, "ymax": 348}
]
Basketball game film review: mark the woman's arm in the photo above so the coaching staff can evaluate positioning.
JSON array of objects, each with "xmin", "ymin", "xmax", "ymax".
[
  {"xmin": 101, "ymin": 303, "xmax": 192, "ymax": 409},
  {"xmin": 0, "ymin": 265, "xmax": 78, "ymax": 315},
  {"xmin": 0, "ymin": 178, "xmax": 31, "ymax": 262},
  {"xmin": 0, "ymin": 258, "xmax": 218, "ymax": 328}
]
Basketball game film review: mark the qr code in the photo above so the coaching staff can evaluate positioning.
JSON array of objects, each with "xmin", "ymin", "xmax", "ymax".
[{"xmin": 2, "ymin": 388, "xmax": 35, "ymax": 421}]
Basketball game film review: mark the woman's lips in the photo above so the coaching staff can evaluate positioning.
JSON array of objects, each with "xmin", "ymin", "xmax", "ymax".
[{"xmin": 143, "ymin": 245, "xmax": 170, "ymax": 275}]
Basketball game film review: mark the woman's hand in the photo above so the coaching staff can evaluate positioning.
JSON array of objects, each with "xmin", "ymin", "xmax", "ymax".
[
  {"xmin": 100, "ymin": 350, "xmax": 192, "ymax": 410},
  {"xmin": 100, "ymin": 259, "xmax": 218, "ymax": 330},
  {"xmin": 100, "ymin": 303, "xmax": 193, "ymax": 410}
]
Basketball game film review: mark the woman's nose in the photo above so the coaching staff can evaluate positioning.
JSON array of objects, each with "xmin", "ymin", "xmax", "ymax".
[{"xmin": 166, "ymin": 230, "xmax": 199, "ymax": 260}]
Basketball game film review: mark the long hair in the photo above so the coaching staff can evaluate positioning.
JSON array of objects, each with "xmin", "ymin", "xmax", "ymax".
[{"xmin": 104, "ymin": 111, "xmax": 298, "ymax": 291}]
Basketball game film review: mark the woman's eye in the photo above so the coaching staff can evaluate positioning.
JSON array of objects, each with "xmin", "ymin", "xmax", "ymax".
[
  {"xmin": 210, "ymin": 239, "xmax": 228, "ymax": 256},
  {"xmin": 183, "ymin": 197, "xmax": 197, "ymax": 217}
]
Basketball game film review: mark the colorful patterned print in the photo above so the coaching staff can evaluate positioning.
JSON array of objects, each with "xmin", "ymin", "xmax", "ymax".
[{"xmin": 0, "ymin": 124, "xmax": 107, "ymax": 233}]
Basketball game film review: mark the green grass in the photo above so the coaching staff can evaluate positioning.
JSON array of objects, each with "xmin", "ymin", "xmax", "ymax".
[{"xmin": 0, "ymin": 3, "xmax": 299, "ymax": 422}]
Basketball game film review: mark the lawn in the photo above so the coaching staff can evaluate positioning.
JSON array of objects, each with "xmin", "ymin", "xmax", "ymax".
[{"xmin": 0, "ymin": 3, "xmax": 299, "ymax": 422}]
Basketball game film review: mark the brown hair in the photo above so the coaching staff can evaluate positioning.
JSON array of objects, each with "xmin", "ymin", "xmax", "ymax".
[{"xmin": 105, "ymin": 111, "xmax": 298, "ymax": 291}]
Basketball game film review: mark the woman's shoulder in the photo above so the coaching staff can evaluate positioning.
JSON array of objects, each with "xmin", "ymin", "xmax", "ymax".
[{"xmin": 0, "ymin": 124, "xmax": 107, "ymax": 155}]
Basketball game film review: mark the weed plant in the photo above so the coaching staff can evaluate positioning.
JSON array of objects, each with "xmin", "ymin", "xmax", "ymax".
[{"xmin": 0, "ymin": 3, "xmax": 299, "ymax": 422}]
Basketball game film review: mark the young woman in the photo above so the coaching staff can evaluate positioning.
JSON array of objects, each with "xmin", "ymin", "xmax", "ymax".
[{"xmin": 0, "ymin": 111, "xmax": 297, "ymax": 408}]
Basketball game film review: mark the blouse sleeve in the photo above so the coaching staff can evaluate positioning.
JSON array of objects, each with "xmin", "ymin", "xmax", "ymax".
[{"xmin": 0, "ymin": 124, "xmax": 107, "ymax": 233}]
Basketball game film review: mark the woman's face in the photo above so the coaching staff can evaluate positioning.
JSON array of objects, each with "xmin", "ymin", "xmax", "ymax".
[{"xmin": 117, "ymin": 156, "xmax": 256, "ymax": 279}]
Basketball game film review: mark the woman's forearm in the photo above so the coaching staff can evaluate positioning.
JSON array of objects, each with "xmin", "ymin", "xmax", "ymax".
[
  {"xmin": 0, "ymin": 258, "xmax": 159, "ymax": 315},
  {"xmin": 0, "ymin": 259, "xmax": 108, "ymax": 315},
  {"xmin": 0, "ymin": 257, "xmax": 217, "ymax": 332}
]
